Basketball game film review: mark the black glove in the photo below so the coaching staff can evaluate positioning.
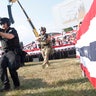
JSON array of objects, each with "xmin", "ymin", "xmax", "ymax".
[{"xmin": 0, "ymin": 28, "xmax": 4, "ymax": 32}]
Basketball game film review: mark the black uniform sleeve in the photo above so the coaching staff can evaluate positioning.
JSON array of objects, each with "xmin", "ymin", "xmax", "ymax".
[
  {"xmin": 8, "ymin": 28, "xmax": 18, "ymax": 38},
  {"xmin": 0, "ymin": 36, "xmax": 2, "ymax": 40},
  {"xmin": 0, "ymin": 28, "xmax": 4, "ymax": 40}
]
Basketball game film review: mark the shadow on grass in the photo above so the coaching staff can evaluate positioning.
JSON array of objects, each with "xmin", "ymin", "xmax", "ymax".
[
  {"xmin": 56, "ymin": 78, "xmax": 88, "ymax": 86},
  {"xmin": 20, "ymin": 77, "xmax": 89, "ymax": 90},
  {"xmin": 0, "ymin": 77, "xmax": 95, "ymax": 96},
  {"xmin": 20, "ymin": 78, "xmax": 48, "ymax": 89},
  {"xmin": 24, "ymin": 62, "xmax": 42, "ymax": 67},
  {"xmin": 22, "ymin": 89, "xmax": 96, "ymax": 96},
  {"xmin": 1, "ymin": 88, "xmax": 96, "ymax": 96},
  {"xmin": 0, "ymin": 78, "xmax": 48, "ymax": 96}
]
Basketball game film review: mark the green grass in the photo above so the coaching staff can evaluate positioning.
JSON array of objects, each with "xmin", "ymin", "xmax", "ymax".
[{"xmin": 0, "ymin": 58, "xmax": 96, "ymax": 96}]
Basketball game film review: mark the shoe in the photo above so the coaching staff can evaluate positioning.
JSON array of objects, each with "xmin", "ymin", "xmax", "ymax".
[
  {"xmin": 0, "ymin": 86, "xmax": 10, "ymax": 92},
  {"xmin": 42, "ymin": 64, "xmax": 46, "ymax": 69},
  {"xmin": 46, "ymin": 64, "xmax": 49, "ymax": 68},
  {"xmin": 14, "ymin": 85, "xmax": 20, "ymax": 90},
  {"xmin": 47, "ymin": 61, "xmax": 50, "ymax": 66}
]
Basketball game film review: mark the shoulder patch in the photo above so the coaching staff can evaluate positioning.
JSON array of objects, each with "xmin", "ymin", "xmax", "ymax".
[{"xmin": 9, "ymin": 29, "xmax": 13, "ymax": 33}]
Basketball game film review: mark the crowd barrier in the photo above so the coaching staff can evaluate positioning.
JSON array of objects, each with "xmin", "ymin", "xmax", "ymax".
[{"xmin": 24, "ymin": 44, "xmax": 76, "ymax": 62}]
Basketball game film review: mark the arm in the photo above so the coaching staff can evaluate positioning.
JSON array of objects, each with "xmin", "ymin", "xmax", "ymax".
[
  {"xmin": 36, "ymin": 35, "xmax": 41, "ymax": 42},
  {"xmin": 0, "ymin": 32, "xmax": 14, "ymax": 39}
]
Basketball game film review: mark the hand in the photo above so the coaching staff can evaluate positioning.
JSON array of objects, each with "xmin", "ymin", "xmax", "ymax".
[
  {"xmin": 0, "ymin": 28, "xmax": 4, "ymax": 32},
  {"xmin": 36, "ymin": 37, "xmax": 41, "ymax": 41}
]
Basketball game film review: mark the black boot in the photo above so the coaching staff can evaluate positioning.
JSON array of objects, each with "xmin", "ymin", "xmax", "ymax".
[
  {"xmin": 0, "ymin": 85, "xmax": 10, "ymax": 92},
  {"xmin": 14, "ymin": 85, "xmax": 20, "ymax": 90}
]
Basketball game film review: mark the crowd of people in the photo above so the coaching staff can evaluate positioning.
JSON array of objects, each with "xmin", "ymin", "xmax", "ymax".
[
  {"xmin": 51, "ymin": 31, "xmax": 76, "ymax": 46},
  {"xmin": 23, "ymin": 30, "xmax": 77, "ymax": 51}
]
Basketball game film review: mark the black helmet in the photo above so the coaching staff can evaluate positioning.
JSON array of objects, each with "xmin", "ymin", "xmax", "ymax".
[
  {"xmin": 0, "ymin": 17, "xmax": 11, "ymax": 26},
  {"xmin": 40, "ymin": 27, "xmax": 46, "ymax": 32}
]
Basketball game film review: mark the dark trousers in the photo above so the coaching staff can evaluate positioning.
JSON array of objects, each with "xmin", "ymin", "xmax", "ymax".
[{"xmin": 0, "ymin": 51, "xmax": 20, "ymax": 87}]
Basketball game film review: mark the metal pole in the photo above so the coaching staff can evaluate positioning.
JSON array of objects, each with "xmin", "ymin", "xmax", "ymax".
[
  {"xmin": 17, "ymin": 0, "xmax": 35, "ymax": 29},
  {"xmin": 8, "ymin": 0, "xmax": 39, "ymax": 37}
]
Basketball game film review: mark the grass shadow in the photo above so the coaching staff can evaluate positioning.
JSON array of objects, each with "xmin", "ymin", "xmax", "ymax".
[
  {"xmin": 56, "ymin": 78, "xmax": 88, "ymax": 86},
  {"xmin": 20, "ymin": 77, "xmax": 49, "ymax": 90},
  {"xmin": 21, "ymin": 89, "xmax": 96, "ymax": 96},
  {"xmin": 24, "ymin": 62, "xmax": 42, "ymax": 67},
  {"xmin": 0, "ymin": 76, "xmax": 95, "ymax": 96},
  {"xmin": 1, "ymin": 88, "xmax": 96, "ymax": 96},
  {"xmin": 20, "ymin": 77, "xmax": 89, "ymax": 90}
]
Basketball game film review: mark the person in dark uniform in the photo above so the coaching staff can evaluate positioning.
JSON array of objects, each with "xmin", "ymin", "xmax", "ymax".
[{"xmin": 0, "ymin": 17, "xmax": 21, "ymax": 91}]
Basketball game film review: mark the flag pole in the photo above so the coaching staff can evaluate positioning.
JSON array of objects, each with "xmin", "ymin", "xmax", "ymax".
[{"xmin": 8, "ymin": 0, "xmax": 39, "ymax": 37}]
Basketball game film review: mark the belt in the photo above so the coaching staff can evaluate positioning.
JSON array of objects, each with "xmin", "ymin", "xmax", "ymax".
[
  {"xmin": 43, "ymin": 44, "xmax": 49, "ymax": 46},
  {"xmin": 4, "ymin": 49, "xmax": 14, "ymax": 53}
]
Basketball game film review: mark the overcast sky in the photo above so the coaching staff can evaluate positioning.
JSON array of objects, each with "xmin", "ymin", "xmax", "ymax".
[
  {"xmin": 0, "ymin": 0, "xmax": 93, "ymax": 46},
  {"xmin": 0, "ymin": 0, "xmax": 65, "ymax": 45}
]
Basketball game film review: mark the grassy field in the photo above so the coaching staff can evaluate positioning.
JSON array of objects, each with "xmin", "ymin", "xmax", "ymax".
[{"xmin": 0, "ymin": 58, "xmax": 96, "ymax": 96}]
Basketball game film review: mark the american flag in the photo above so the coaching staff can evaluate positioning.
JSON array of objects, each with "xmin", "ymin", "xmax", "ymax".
[{"xmin": 76, "ymin": 0, "xmax": 96, "ymax": 88}]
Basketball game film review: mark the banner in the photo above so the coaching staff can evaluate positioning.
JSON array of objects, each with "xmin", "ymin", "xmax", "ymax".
[{"xmin": 76, "ymin": 0, "xmax": 96, "ymax": 88}]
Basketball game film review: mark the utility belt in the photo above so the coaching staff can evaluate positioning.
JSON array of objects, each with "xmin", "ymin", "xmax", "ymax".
[
  {"xmin": 4, "ymin": 48, "xmax": 21, "ymax": 54},
  {"xmin": 43, "ymin": 43, "xmax": 50, "ymax": 46},
  {"xmin": 41, "ymin": 43, "xmax": 50, "ymax": 48},
  {"xmin": 38, "ymin": 43, "xmax": 50, "ymax": 49},
  {"xmin": 4, "ymin": 48, "xmax": 14, "ymax": 53}
]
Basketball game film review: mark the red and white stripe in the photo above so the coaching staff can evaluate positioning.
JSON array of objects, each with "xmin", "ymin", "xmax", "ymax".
[{"xmin": 76, "ymin": 0, "xmax": 96, "ymax": 88}]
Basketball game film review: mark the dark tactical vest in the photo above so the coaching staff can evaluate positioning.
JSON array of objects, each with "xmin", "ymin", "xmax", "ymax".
[
  {"xmin": 0, "ymin": 27, "xmax": 20, "ymax": 50},
  {"xmin": 39, "ymin": 34, "xmax": 51, "ymax": 49},
  {"xmin": 0, "ymin": 27, "xmax": 27, "ymax": 68}
]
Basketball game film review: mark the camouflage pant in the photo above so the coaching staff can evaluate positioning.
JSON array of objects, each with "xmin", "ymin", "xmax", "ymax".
[{"xmin": 41, "ymin": 47, "xmax": 51, "ymax": 68}]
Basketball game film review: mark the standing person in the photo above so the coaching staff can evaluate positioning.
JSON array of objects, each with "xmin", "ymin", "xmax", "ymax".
[
  {"xmin": 0, "ymin": 17, "xmax": 21, "ymax": 91},
  {"xmin": 37, "ymin": 27, "xmax": 52, "ymax": 69}
]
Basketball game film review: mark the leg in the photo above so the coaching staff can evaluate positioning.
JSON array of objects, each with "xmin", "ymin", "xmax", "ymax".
[
  {"xmin": 6, "ymin": 51, "xmax": 20, "ymax": 88},
  {"xmin": 0, "ymin": 55, "xmax": 10, "ymax": 91},
  {"xmin": 1, "ymin": 68, "xmax": 10, "ymax": 87},
  {"xmin": 41, "ymin": 49, "xmax": 46, "ymax": 68},
  {"xmin": 42, "ymin": 47, "xmax": 51, "ymax": 68},
  {"xmin": 9, "ymin": 69, "xmax": 20, "ymax": 88}
]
